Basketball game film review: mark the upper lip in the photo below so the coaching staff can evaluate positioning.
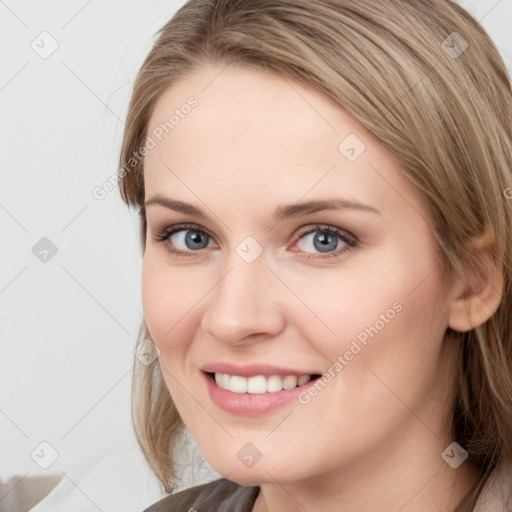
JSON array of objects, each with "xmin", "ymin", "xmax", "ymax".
[{"xmin": 200, "ymin": 362, "xmax": 320, "ymax": 377}]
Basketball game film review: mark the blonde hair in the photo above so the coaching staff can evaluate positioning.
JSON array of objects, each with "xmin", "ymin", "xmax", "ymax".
[{"xmin": 118, "ymin": 0, "xmax": 512, "ymax": 508}]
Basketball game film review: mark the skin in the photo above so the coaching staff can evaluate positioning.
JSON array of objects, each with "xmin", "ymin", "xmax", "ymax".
[{"xmin": 140, "ymin": 62, "xmax": 488, "ymax": 511}]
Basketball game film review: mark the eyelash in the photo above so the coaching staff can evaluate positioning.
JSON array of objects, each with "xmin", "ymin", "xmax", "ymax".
[{"xmin": 152, "ymin": 222, "xmax": 358, "ymax": 260}]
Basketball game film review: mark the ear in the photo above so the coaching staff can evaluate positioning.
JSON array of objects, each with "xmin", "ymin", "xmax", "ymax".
[{"xmin": 448, "ymin": 231, "xmax": 504, "ymax": 332}]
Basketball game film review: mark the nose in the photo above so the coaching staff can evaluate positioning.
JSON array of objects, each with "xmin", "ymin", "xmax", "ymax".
[{"xmin": 200, "ymin": 254, "xmax": 286, "ymax": 346}]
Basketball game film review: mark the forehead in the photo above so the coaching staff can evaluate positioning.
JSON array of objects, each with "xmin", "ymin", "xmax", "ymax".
[{"xmin": 143, "ymin": 63, "xmax": 424, "ymax": 220}]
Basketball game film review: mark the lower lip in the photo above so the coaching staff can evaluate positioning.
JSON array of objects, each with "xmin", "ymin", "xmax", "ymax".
[{"xmin": 202, "ymin": 371, "xmax": 318, "ymax": 416}]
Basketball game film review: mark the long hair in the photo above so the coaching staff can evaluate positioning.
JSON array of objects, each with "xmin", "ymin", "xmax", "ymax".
[{"xmin": 118, "ymin": 1, "xmax": 512, "ymax": 508}]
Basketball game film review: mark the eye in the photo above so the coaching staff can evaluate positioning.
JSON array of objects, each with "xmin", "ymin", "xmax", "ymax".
[
  {"xmin": 291, "ymin": 224, "xmax": 358, "ymax": 259},
  {"xmin": 152, "ymin": 222, "xmax": 358, "ymax": 260},
  {"xmin": 152, "ymin": 223, "xmax": 215, "ymax": 257}
]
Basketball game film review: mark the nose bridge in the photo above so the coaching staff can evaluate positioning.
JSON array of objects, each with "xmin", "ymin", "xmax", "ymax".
[
  {"xmin": 212, "ymin": 251, "xmax": 267, "ymax": 320},
  {"xmin": 200, "ymin": 247, "xmax": 284, "ymax": 343},
  {"xmin": 220, "ymin": 260, "xmax": 260, "ymax": 307}
]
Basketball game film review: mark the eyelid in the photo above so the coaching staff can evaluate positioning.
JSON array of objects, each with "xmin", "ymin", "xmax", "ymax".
[
  {"xmin": 152, "ymin": 222, "xmax": 217, "ymax": 246},
  {"xmin": 292, "ymin": 223, "xmax": 358, "ymax": 247},
  {"xmin": 154, "ymin": 221, "xmax": 203, "ymax": 234},
  {"xmin": 152, "ymin": 222, "xmax": 359, "ymax": 259}
]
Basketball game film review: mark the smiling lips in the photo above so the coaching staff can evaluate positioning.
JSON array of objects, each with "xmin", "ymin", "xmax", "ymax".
[
  {"xmin": 212, "ymin": 372, "xmax": 315, "ymax": 394},
  {"xmin": 202, "ymin": 368, "xmax": 322, "ymax": 415},
  {"xmin": 200, "ymin": 363, "xmax": 322, "ymax": 415},
  {"xmin": 200, "ymin": 362, "xmax": 322, "ymax": 395}
]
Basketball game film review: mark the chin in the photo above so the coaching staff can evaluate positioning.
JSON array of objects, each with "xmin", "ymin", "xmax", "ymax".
[
  {"xmin": 223, "ymin": 472, "xmax": 265, "ymax": 487},
  {"xmin": 209, "ymin": 455, "xmax": 302, "ymax": 487}
]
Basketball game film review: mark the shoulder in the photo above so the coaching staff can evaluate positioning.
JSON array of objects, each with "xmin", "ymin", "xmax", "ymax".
[{"xmin": 143, "ymin": 478, "xmax": 260, "ymax": 512}]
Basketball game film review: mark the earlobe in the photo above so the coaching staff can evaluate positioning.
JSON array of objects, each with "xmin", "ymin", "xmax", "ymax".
[{"xmin": 447, "ymin": 232, "xmax": 504, "ymax": 333}]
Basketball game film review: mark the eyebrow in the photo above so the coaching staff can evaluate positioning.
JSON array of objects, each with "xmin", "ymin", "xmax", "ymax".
[{"xmin": 142, "ymin": 195, "xmax": 380, "ymax": 224}]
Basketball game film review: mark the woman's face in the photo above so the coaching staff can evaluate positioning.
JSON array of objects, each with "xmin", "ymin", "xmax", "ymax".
[{"xmin": 141, "ymin": 63, "xmax": 457, "ymax": 487}]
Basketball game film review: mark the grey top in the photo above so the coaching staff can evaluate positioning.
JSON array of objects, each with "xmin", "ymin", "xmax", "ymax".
[
  {"xmin": 144, "ymin": 478, "xmax": 260, "ymax": 512},
  {"xmin": 144, "ymin": 461, "xmax": 512, "ymax": 512}
]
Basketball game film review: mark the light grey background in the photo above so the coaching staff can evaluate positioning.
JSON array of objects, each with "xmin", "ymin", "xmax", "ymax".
[{"xmin": 1, "ymin": 0, "xmax": 511, "ymax": 480}]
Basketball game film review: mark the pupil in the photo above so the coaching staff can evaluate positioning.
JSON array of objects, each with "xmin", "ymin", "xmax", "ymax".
[
  {"xmin": 186, "ymin": 230, "xmax": 207, "ymax": 249},
  {"xmin": 314, "ymin": 232, "xmax": 337, "ymax": 253}
]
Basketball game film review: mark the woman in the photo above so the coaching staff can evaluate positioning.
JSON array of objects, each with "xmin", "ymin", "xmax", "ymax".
[{"xmin": 118, "ymin": 0, "xmax": 512, "ymax": 510}]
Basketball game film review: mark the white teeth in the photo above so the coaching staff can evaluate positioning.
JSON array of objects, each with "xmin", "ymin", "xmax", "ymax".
[
  {"xmin": 267, "ymin": 375, "xmax": 283, "ymax": 393},
  {"xmin": 215, "ymin": 372, "xmax": 231, "ymax": 390},
  {"xmin": 213, "ymin": 373, "xmax": 313, "ymax": 394},
  {"xmin": 221, "ymin": 373, "xmax": 230, "ymax": 389},
  {"xmin": 247, "ymin": 375, "xmax": 267, "ymax": 394},
  {"xmin": 230, "ymin": 375, "xmax": 248, "ymax": 393},
  {"xmin": 298, "ymin": 375, "xmax": 311, "ymax": 386},
  {"xmin": 282, "ymin": 375, "xmax": 298, "ymax": 390}
]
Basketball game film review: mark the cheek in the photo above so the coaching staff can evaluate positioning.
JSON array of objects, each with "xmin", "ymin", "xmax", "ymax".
[
  {"xmin": 141, "ymin": 253, "xmax": 202, "ymax": 354},
  {"xmin": 304, "ymin": 239, "xmax": 450, "ymax": 397},
  {"xmin": 290, "ymin": 258, "xmax": 445, "ymax": 360},
  {"xmin": 321, "ymin": 252, "xmax": 450, "ymax": 420}
]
